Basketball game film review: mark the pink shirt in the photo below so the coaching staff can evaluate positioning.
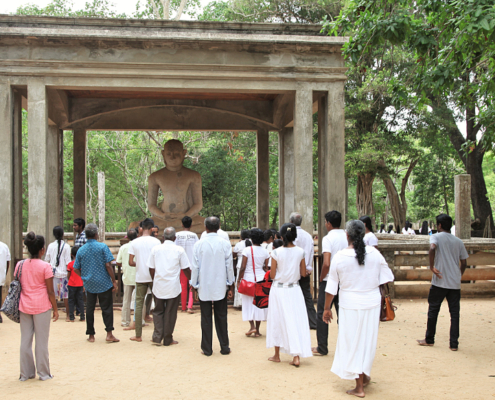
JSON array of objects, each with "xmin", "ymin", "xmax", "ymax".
[{"xmin": 15, "ymin": 259, "xmax": 54, "ymax": 315}]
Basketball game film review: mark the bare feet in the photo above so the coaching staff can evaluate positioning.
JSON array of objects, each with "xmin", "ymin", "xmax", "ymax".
[
  {"xmin": 181, "ymin": 310, "xmax": 187, "ymax": 313},
  {"xmin": 65, "ymin": 316, "xmax": 70, "ymax": 322},
  {"xmin": 245, "ymin": 328, "xmax": 257, "ymax": 337},
  {"xmin": 106, "ymin": 334, "xmax": 120, "ymax": 343},
  {"xmin": 254, "ymin": 332, "xmax": 262, "ymax": 337},
  {"xmin": 363, "ymin": 375, "xmax": 371, "ymax": 387},
  {"xmin": 130, "ymin": 336, "xmax": 142, "ymax": 342},
  {"xmin": 346, "ymin": 389, "xmax": 365, "ymax": 398},
  {"xmin": 170, "ymin": 340, "xmax": 179, "ymax": 345},
  {"xmin": 145, "ymin": 316, "xmax": 153, "ymax": 322},
  {"xmin": 312, "ymin": 347, "xmax": 325, "ymax": 356},
  {"xmin": 450, "ymin": 347, "xmax": 458, "ymax": 351},
  {"xmin": 123, "ymin": 322, "xmax": 135, "ymax": 331},
  {"xmin": 289, "ymin": 356, "xmax": 300, "ymax": 368},
  {"xmin": 417, "ymin": 339, "xmax": 434, "ymax": 347},
  {"xmin": 87, "ymin": 335, "xmax": 95, "ymax": 343},
  {"xmin": 268, "ymin": 356, "xmax": 281, "ymax": 363},
  {"xmin": 187, "ymin": 309, "xmax": 195, "ymax": 314}
]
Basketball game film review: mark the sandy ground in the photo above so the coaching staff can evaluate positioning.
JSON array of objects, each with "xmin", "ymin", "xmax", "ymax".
[{"xmin": 0, "ymin": 299, "xmax": 494, "ymax": 400}]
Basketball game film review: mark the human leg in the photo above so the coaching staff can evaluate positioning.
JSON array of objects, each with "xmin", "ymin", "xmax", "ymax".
[
  {"xmin": 180, "ymin": 271, "xmax": 188, "ymax": 311},
  {"xmin": 213, "ymin": 295, "xmax": 230, "ymax": 355},
  {"xmin": 299, "ymin": 275, "xmax": 317, "ymax": 329},
  {"xmin": 199, "ymin": 299, "xmax": 213, "ymax": 356},
  {"xmin": 33, "ymin": 310, "xmax": 52, "ymax": 380},
  {"xmin": 134, "ymin": 283, "xmax": 148, "ymax": 338},
  {"xmin": 424, "ymin": 285, "xmax": 447, "ymax": 345},
  {"xmin": 187, "ymin": 286, "xmax": 194, "ymax": 311},
  {"xmin": 163, "ymin": 294, "xmax": 180, "ymax": 346},
  {"xmin": 76, "ymin": 287, "xmax": 85, "ymax": 320},
  {"xmin": 121, "ymin": 284, "xmax": 134, "ymax": 326},
  {"xmin": 446, "ymin": 289, "xmax": 461, "ymax": 349},
  {"xmin": 268, "ymin": 346, "xmax": 280, "ymax": 363},
  {"xmin": 145, "ymin": 292, "xmax": 153, "ymax": 321},
  {"xmin": 19, "ymin": 312, "xmax": 36, "ymax": 381},
  {"xmin": 85, "ymin": 291, "xmax": 98, "ymax": 338},
  {"xmin": 152, "ymin": 296, "xmax": 165, "ymax": 344},
  {"xmin": 346, "ymin": 374, "xmax": 365, "ymax": 398},
  {"xmin": 68, "ymin": 286, "xmax": 76, "ymax": 321},
  {"xmin": 98, "ymin": 288, "xmax": 114, "ymax": 332},
  {"xmin": 314, "ymin": 281, "xmax": 329, "ymax": 355}
]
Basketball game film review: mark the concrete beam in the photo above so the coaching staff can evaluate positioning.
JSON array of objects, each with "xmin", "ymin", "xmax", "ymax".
[
  {"xmin": 293, "ymin": 86, "xmax": 314, "ymax": 234},
  {"xmin": 273, "ymin": 93, "xmax": 295, "ymax": 129},
  {"xmin": 47, "ymin": 88, "xmax": 69, "ymax": 127},
  {"xmin": 73, "ymin": 129, "xmax": 87, "ymax": 224},
  {"xmin": 68, "ymin": 98, "xmax": 275, "ymax": 129},
  {"xmin": 256, "ymin": 128, "xmax": 270, "ymax": 230},
  {"xmin": 27, "ymin": 79, "xmax": 50, "ymax": 241}
]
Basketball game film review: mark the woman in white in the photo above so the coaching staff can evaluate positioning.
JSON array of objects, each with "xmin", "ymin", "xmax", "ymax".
[
  {"xmin": 267, "ymin": 223, "xmax": 312, "ymax": 367},
  {"xmin": 233, "ymin": 229, "xmax": 251, "ymax": 309},
  {"xmin": 402, "ymin": 221, "xmax": 416, "ymax": 235},
  {"xmin": 45, "ymin": 226, "xmax": 71, "ymax": 322},
  {"xmin": 323, "ymin": 220, "xmax": 394, "ymax": 398},
  {"xmin": 387, "ymin": 224, "xmax": 396, "ymax": 234},
  {"xmin": 237, "ymin": 228, "xmax": 269, "ymax": 336},
  {"xmin": 359, "ymin": 215, "xmax": 378, "ymax": 247}
]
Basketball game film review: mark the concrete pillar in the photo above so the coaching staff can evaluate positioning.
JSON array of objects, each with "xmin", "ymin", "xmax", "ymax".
[
  {"xmin": 293, "ymin": 86, "xmax": 314, "ymax": 235},
  {"xmin": 454, "ymin": 174, "xmax": 471, "ymax": 239},
  {"xmin": 47, "ymin": 125, "xmax": 62, "ymax": 241},
  {"xmin": 27, "ymin": 79, "xmax": 50, "ymax": 241},
  {"xmin": 278, "ymin": 130, "xmax": 285, "ymax": 228},
  {"xmin": 73, "ymin": 129, "xmax": 87, "ymax": 224},
  {"xmin": 13, "ymin": 90, "xmax": 24, "ymax": 265},
  {"xmin": 282, "ymin": 127, "xmax": 295, "ymax": 225},
  {"xmin": 256, "ymin": 128, "xmax": 270, "ymax": 230}
]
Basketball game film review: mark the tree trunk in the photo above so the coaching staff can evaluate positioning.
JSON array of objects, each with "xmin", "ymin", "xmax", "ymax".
[{"xmin": 356, "ymin": 173, "xmax": 375, "ymax": 217}]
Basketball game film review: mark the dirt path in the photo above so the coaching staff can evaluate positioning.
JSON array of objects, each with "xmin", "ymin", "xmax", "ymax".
[{"xmin": 1, "ymin": 299, "xmax": 494, "ymax": 399}]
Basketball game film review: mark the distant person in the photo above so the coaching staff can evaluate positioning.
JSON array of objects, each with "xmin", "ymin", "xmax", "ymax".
[
  {"xmin": 451, "ymin": 220, "xmax": 456, "ymax": 236},
  {"xmin": 175, "ymin": 216, "xmax": 199, "ymax": 314},
  {"xmin": 378, "ymin": 224, "xmax": 387, "ymax": 233},
  {"xmin": 323, "ymin": 220, "xmax": 394, "ymax": 398},
  {"xmin": 0, "ymin": 239, "xmax": 11, "ymax": 324},
  {"xmin": 128, "ymin": 218, "xmax": 161, "ymax": 342},
  {"xmin": 417, "ymin": 214, "xmax": 468, "ymax": 351},
  {"xmin": 191, "ymin": 216, "xmax": 235, "ymax": 356},
  {"xmin": 74, "ymin": 223, "xmax": 119, "ymax": 343},
  {"xmin": 267, "ymin": 223, "xmax": 312, "ymax": 367},
  {"xmin": 149, "ymin": 227, "xmax": 192, "ymax": 346},
  {"xmin": 232, "ymin": 229, "xmax": 252, "ymax": 309},
  {"xmin": 151, "ymin": 225, "xmax": 159, "ymax": 238},
  {"xmin": 237, "ymin": 228, "xmax": 269, "ymax": 337},
  {"xmin": 261, "ymin": 230, "xmax": 274, "ymax": 250},
  {"xmin": 73, "ymin": 218, "xmax": 87, "ymax": 247},
  {"xmin": 116, "ymin": 229, "xmax": 138, "ymax": 327},
  {"xmin": 360, "ymin": 216, "xmax": 378, "ymax": 247},
  {"xmin": 17, "ymin": 232, "xmax": 58, "ymax": 381},
  {"xmin": 66, "ymin": 246, "xmax": 85, "ymax": 322},
  {"xmin": 313, "ymin": 210, "xmax": 348, "ymax": 356},
  {"xmin": 45, "ymin": 226, "xmax": 71, "ymax": 321},
  {"xmin": 387, "ymin": 224, "xmax": 396, "ymax": 234},
  {"xmin": 290, "ymin": 212, "xmax": 317, "ymax": 330},
  {"xmin": 420, "ymin": 221, "xmax": 432, "ymax": 235},
  {"xmin": 402, "ymin": 221, "xmax": 416, "ymax": 235},
  {"xmin": 200, "ymin": 218, "xmax": 230, "ymax": 242}
]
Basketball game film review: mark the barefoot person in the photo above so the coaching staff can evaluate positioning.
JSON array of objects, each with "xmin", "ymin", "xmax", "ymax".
[
  {"xmin": 128, "ymin": 218, "xmax": 161, "ymax": 342},
  {"xmin": 73, "ymin": 224, "xmax": 119, "ymax": 343},
  {"xmin": 417, "ymin": 213, "xmax": 468, "ymax": 351},
  {"xmin": 232, "ymin": 229, "xmax": 251, "ymax": 309},
  {"xmin": 266, "ymin": 223, "xmax": 312, "ymax": 367},
  {"xmin": 116, "ymin": 229, "xmax": 138, "ymax": 327},
  {"xmin": 236, "ymin": 228, "xmax": 269, "ymax": 337},
  {"xmin": 323, "ymin": 220, "xmax": 394, "ymax": 398},
  {"xmin": 191, "ymin": 216, "xmax": 235, "ymax": 356},
  {"xmin": 149, "ymin": 227, "xmax": 191, "ymax": 346}
]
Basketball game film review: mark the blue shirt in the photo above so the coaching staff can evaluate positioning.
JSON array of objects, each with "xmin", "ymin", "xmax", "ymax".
[{"xmin": 74, "ymin": 239, "xmax": 114, "ymax": 293}]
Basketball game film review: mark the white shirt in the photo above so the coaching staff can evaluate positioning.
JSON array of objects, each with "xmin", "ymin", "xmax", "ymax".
[
  {"xmin": 451, "ymin": 225, "xmax": 456, "ymax": 236},
  {"xmin": 363, "ymin": 232, "xmax": 378, "ymax": 247},
  {"xmin": 321, "ymin": 229, "xmax": 348, "ymax": 281},
  {"xmin": 128, "ymin": 235, "xmax": 161, "ymax": 283},
  {"xmin": 175, "ymin": 230, "xmax": 199, "ymax": 265},
  {"xmin": 326, "ymin": 246, "xmax": 394, "ymax": 309},
  {"xmin": 191, "ymin": 233, "xmax": 235, "ymax": 301},
  {"xmin": 402, "ymin": 227, "xmax": 416, "ymax": 235},
  {"xmin": 201, "ymin": 229, "xmax": 230, "ymax": 242},
  {"xmin": 293, "ymin": 226, "xmax": 314, "ymax": 273},
  {"xmin": 0, "ymin": 241, "xmax": 11, "ymax": 286},
  {"xmin": 45, "ymin": 240, "xmax": 71, "ymax": 278},
  {"xmin": 148, "ymin": 240, "xmax": 191, "ymax": 299},
  {"xmin": 271, "ymin": 246, "xmax": 305, "ymax": 284},
  {"xmin": 241, "ymin": 245, "xmax": 269, "ymax": 282},
  {"xmin": 233, "ymin": 240, "xmax": 250, "ymax": 268}
]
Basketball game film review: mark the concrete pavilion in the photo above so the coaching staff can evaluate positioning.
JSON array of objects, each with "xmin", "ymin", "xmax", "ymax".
[{"xmin": 0, "ymin": 15, "xmax": 347, "ymax": 263}]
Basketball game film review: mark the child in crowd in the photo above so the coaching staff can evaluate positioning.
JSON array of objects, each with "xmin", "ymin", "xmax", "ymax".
[{"xmin": 67, "ymin": 246, "xmax": 85, "ymax": 322}]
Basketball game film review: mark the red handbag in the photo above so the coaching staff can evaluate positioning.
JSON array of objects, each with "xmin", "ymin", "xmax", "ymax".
[
  {"xmin": 238, "ymin": 247, "xmax": 256, "ymax": 297},
  {"xmin": 253, "ymin": 270, "xmax": 272, "ymax": 309}
]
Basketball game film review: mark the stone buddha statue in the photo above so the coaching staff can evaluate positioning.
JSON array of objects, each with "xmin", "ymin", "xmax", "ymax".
[{"xmin": 146, "ymin": 139, "xmax": 205, "ymax": 233}]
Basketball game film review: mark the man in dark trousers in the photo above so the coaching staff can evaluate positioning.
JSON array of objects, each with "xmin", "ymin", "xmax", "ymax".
[
  {"xmin": 417, "ymin": 213, "xmax": 468, "ymax": 351},
  {"xmin": 191, "ymin": 216, "xmax": 235, "ymax": 356}
]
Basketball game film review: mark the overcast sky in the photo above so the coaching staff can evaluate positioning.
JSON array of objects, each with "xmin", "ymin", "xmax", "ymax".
[{"xmin": 0, "ymin": 0, "xmax": 211, "ymax": 18}]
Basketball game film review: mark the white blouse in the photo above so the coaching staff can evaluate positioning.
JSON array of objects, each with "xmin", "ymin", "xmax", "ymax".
[
  {"xmin": 271, "ymin": 246, "xmax": 305, "ymax": 284},
  {"xmin": 402, "ymin": 228, "xmax": 416, "ymax": 235},
  {"xmin": 241, "ymin": 245, "xmax": 269, "ymax": 283},
  {"xmin": 363, "ymin": 232, "xmax": 378, "ymax": 246}
]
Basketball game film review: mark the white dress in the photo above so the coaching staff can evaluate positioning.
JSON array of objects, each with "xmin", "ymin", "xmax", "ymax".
[
  {"xmin": 363, "ymin": 232, "xmax": 378, "ymax": 246},
  {"xmin": 233, "ymin": 240, "xmax": 250, "ymax": 308},
  {"xmin": 326, "ymin": 246, "xmax": 394, "ymax": 380},
  {"xmin": 266, "ymin": 246, "xmax": 312, "ymax": 358},
  {"xmin": 240, "ymin": 245, "xmax": 269, "ymax": 321}
]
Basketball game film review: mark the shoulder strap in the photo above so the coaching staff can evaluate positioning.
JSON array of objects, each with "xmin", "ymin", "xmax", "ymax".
[
  {"xmin": 16, "ymin": 259, "xmax": 25, "ymax": 281},
  {"xmin": 250, "ymin": 246, "xmax": 256, "ymax": 281}
]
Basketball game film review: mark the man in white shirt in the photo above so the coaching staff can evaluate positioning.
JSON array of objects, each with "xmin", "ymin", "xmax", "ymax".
[
  {"xmin": 149, "ymin": 227, "xmax": 191, "ymax": 346},
  {"xmin": 175, "ymin": 216, "xmax": 199, "ymax": 313},
  {"xmin": 200, "ymin": 218, "xmax": 230, "ymax": 242},
  {"xmin": 128, "ymin": 218, "xmax": 161, "ymax": 342},
  {"xmin": 290, "ymin": 212, "xmax": 317, "ymax": 330},
  {"xmin": 313, "ymin": 210, "xmax": 348, "ymax": 356},
  {"xmin": 191, "ymin": 216, "xmax": 235, "ymax": 356},
  {"xmin": 0, "ymin": 240, "xmax": 11, "ymax": 323}
]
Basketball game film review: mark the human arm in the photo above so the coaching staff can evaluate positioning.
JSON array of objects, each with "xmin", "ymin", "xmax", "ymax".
[
  {"xmin": 270, "ymin": 258, "xmax": 277, "ymax": 280},
  {"xmin": 148, "ymin": 175, "xmax": 166, "ymax": 219},
  {"xmin": 429, "ymin": 243, "xmax": 442, "ymax": 279},
  {"xmin": 183, "ymin": 174, "xmax": 203, "ymax": 217},
  {"xmin": 44, "ymin": 271, "xmax": 59, "ymax": 322},
  {"xmin": 300, "ymin": 257, "xmax": 307, "ymax": 278},
  {"xmin": 320, "ymin": 252, "xmax": 331, "ymax": 283},
  {"xmin": 225, "ymin": 242, "xmax": 235, "ymax": 300},
  {"xmin": 105, "ymin": 262, "xmax": 118, "ymax": 292},
  {"xmin": 322, "ymin": 293, "xmax": 335, "ymax": 324},
  {"xmin": 129, "ymin": 254, "xmax": 136, "ymax": 267},
  {"xmin": 263, "ymin": 258, "xmax": 269, "ymax": 272},
  {"xmin": 6, "ymin": 261, "xmax": 9, "ymax": 275}
]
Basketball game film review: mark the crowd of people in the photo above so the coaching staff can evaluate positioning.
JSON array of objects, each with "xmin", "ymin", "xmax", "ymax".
[{"xmin": 0, "ymin": 211, "xmax": 469, "ymax": 398}]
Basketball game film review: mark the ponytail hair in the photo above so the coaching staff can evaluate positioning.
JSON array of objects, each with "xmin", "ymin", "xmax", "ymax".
[
  {"xmin": 346, "ymin": 220, "xmax": 366, "ymax": 265},
  {"xmin": 53, "ymin": 226, "xmax": 64, "ymax": 267},
  {"xmin": 387, "ymin": 224, "xmax": 394, "ymax": 234},
  {"xmin": 240, "ymin": 228, "xmax": 252, "ymax": 247},
  {"xmin": 359, "ymin": 215, "xmax": 373, "ymax": 233},
  {"xmin": 280, "ymin": 223, "xmax": 297, "ymax": 247},
  {"xmin": 24, "ymin": 231, "xmax": 45, "ymax": 258}
]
